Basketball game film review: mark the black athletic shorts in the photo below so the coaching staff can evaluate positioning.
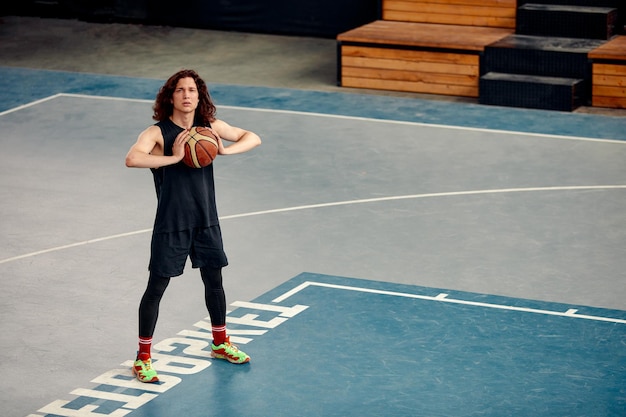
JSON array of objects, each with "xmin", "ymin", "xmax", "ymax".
[{"xmin": 149, "ymin": 225, "xmax": 228, "ymax": 277}]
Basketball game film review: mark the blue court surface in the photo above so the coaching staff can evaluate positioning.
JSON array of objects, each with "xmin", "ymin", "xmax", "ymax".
[
  {"xmin": 2, "ymin": 66, "xmax": 626, "ymax": 140},
  {"xmin": 35, "ymin": 273, "xmax": 626, "ymax": 417},
  {"xmin": 1, "ymin": 67, "xmax": 626, "ymax": 417}
]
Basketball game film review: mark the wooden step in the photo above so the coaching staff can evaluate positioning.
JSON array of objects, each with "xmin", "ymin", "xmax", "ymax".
[
  {"xmin": 382, "ymin": 0, "xmax": 517, "ymax": 29},
  {"xmin": 479, "ymin": 72, "xmax": 586, "ymax": 111},
  {"xmin": 337, "ymin": 21, "xmax": 513, "ymax": 97},
  {"xmin": 588, "ymin": 35, "xmax": 626, "ymax": 61},
  {"xmin": 337, "ymin": 20, "xmax": 514, "ymax": 51},
  {"xmin": 588, "ymin": 36, "xmax": 626, "ymax": 108},
  {"xmin": 517, "ymin": 3, "xmax": 618, "ymax": 40}
]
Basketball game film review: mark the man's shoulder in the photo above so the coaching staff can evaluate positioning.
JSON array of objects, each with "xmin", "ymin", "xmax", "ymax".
[{"xmin": 141, "ymin": 124, "xmax": 164, "ymax": 138}]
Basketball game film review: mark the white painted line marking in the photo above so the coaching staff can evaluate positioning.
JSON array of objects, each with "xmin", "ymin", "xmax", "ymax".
[
  {"xmin": 0, "ymin": 229, "xmax": 152, "ymax": 264},
  {"xmin": 272, "ymin": 281, "xmax": 626, "ymax": 325},
  {"xmin": 1, "ymin": 185, "xmax": 625, "ymax": 265},
  {"xmin": 0, "ymin": 93, "xmax": 64, "ymax": 116},
  {"xmin": 57, "ymin": 93, "xmax": 626, "ymax": 144}
]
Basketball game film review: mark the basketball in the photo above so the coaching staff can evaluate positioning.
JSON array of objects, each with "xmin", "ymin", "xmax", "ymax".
[{"xmin": 183, "ymin": 126, "xmax": 219, "ymax": 168}]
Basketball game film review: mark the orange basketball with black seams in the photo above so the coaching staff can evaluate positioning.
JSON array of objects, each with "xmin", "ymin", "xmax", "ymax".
[{"xmin": 183, "ymin": 126, "xmax": 219, "ymax": 168}]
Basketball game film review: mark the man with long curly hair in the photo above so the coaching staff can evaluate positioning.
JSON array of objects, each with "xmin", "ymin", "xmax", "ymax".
[{"xmin": 125, "ymin": 69, "xmax": 261, "ymax": 382}]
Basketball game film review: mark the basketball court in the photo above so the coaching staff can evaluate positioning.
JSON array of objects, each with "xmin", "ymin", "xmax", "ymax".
[{"xmin": 1, "ymin": 66, "xmax": 625, "ymax": 416}]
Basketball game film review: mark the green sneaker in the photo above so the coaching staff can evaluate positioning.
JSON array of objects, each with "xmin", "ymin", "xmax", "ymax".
[
  {"xmin": 132, "ymin": 354, "xmax": 159, "ymax": 383},
  {"xmin": 211, "ymin": 336, "xmax": 250, "ymax": 364}
]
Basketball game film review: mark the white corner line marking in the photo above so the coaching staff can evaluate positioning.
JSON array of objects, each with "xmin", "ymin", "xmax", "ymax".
[
  {"xmin": 272, "ymin": 281, "xmax": 626, "ymax": 324},
  {"xmin": 0, "ymin": 93, "xmax": 65, "ymax": 116}
]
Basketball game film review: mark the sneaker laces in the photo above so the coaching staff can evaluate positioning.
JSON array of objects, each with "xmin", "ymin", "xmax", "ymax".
[
  {"xmin": 136, "ymin": 358, "xmax": 154, "ymax": 372},
  {"xmin": 217, "ymin": 339, "xmax": 244, "ymax": 355}
]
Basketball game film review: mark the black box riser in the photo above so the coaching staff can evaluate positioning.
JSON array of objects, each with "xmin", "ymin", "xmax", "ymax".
[
  {"xmin": 517, "ymin": 6, "xmax": 618, "ymax": 39},
  {"xmin": 479, "ymin": 77, "xmax": 585, "ymax": 111},
  {"xmin": 481, "ymin": 47, "xmax": 593, "ymax": 79},
  {"xmin": 516, "ymin": 0, "xmax": 621, "ymax": 8},
  {"xmin": 516, "ymin": 0, "xmax": 626, "ymax": 31}
]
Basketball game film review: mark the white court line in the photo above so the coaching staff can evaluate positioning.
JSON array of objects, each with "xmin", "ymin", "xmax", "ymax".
[
  {"xmin": 213, "ymin": 185, "xmax": 626, "ymax": 220},
  {"xmin": 0, "ymin": 229, "xmax": 152, "ymax": 264},
  {"xmin": 6, "ymin": 93, "xmax": 624, "ymax": 144},
  {"xmin": 58, "ymin": 93, "xmax": 626, "ymax": 144},
  {"xmin": 1, "ymin": 185, "xmax": 625, "ymax": 265},
  {"xmin": 217, "ymin": 105, "xmax": 626, "ymax": 145},
  {"xmin": 272, "ymin": 281, "xmax": 626, "ymax": 324},
  {"xmin": 0, "ymin": 93, "xmax": 65, "ymax": 116}
]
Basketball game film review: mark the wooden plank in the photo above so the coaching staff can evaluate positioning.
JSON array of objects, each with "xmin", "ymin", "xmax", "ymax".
[
  {"xmin": 342, "ymin": 55, "xmax": 478, "ymax": 76},
  {"xmin": 342, "ymin": 45, "xmax": 478, "ymax": 65},
  {"xmin": 592, "ymin": 61, "xmax": 626, "ymax": 108},
  {"xmin": 589, "ymin": 36, "xmax": 626, "ymax": 61},
  {"xmin": 592, "ymin": 96, "xmax": 626, "ymax": 108},
  {"xmin": 593, "ymin": 74, "xmax": 626, "ymax": 87},
  {"xmin": 337, "ymin": 21, "xmax": 513, "ymax": 51},
  {"xmin": 340, "ymin": 38, "xmax": 481, "ymax": 96},
  {"xmin": 383, "ymin": 2, "xmax": 516, "ymax": 17},
  {"xmin": 335, "ymin": 17, "xmax": 513, "ymax": 99},
  {"xmin": 593, "ymin": 85, "xmax": 626, "ymax": 98},
  {"xmin": 383, "ymin": 11, "xmax": 515, "ymax": 28},
  {"xmin": 383, "ymin": 0, "xmax": 517, "ymax": 28},
  {"xmin": 343, "ymin": 57, "xmax": 478, "ymax": 79},
  {"xmin": 342, "ymin": 66, "xmax": 478, "ymax": 87},
  {"xmin": 341, "ymin": 76, "xmax": 479, "ymax": 97},
  {"xmin": 384, "ymin": 0, "xmax": 516, "ymax": 7},
  {"xmin": 593, "ymin": 63, "xmax": 626, "ymax": 76}
]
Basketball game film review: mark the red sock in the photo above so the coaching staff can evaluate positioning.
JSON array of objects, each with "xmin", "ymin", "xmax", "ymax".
[
  {"xmin": 138, "ymin": 336, "xmax": 152, "ymax": 360},
  {"xmin": 212, "ymin": 325, "xmax": 227, "ymax": 346}
]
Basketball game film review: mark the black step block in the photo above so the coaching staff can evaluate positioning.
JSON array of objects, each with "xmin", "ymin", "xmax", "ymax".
[
  {"xmin": 520, "ymin": 0, "xmax": 625, "ymax": 32},
  {"xmin": 517, "ymin": 4, "xmax": 618, "ymax": 40},
  {"xmin": 481, "ymin": 35, "xmax": 606, "ymax": 79},
  {"xmin": 479, "ymin": 72, "xmax": 586, "ymax": 111},
  {"xmin": 520, "ymin": 0, "xmax": 622, "ymax": 8}
]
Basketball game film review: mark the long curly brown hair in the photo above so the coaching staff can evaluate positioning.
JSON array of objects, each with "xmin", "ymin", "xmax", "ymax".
[{"xmin": 152, "ymin": 69, "xmax": 216, "ymax": 125}]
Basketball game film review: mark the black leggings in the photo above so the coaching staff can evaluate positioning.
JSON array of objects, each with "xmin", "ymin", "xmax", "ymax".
[{"xmin": 138, "ymin": 267, "xmax": 226, "ymax": 338}]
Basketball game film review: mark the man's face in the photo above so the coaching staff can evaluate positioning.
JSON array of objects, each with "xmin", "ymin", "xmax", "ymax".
[{"xmin": 171, "ymin": 77, "xmax": 199, "ymax": 114}]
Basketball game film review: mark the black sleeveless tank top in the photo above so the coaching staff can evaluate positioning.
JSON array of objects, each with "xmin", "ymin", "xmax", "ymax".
[{"xmin": 151, "ymin": 119, "xmax": 219, "ymax": 233}]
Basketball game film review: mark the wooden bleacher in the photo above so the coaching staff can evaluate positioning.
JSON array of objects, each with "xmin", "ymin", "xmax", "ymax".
[
  {"xmin": 337, "ymin": 0, "xmax": 516, "ymax": 97},
  {"xmin": 589, "ymin": 36, "xmax": 626, "ymax": 109},
  {"xmin": 382, "ymin": 0, "xmax": 517, "ymax": 28}
]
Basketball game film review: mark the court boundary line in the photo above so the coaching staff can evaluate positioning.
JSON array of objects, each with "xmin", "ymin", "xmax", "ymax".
[
  {"xmin": 0, "ymin": 93, "xmax": 64, "ymax": 116},
  {"xmin": 1, "ymin": 185, "xmax": 625, "ymax": 265},
  {"xmin": 218, "ymin": 105, "xmax": 626, "ymax": 144},
  {"xmin": 2, "ymin": 93, "xmax": 625, "ymax": 144},
  {"xmin": 272, "ymin": 280, "xmax": 626, "ymax": 324}
]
